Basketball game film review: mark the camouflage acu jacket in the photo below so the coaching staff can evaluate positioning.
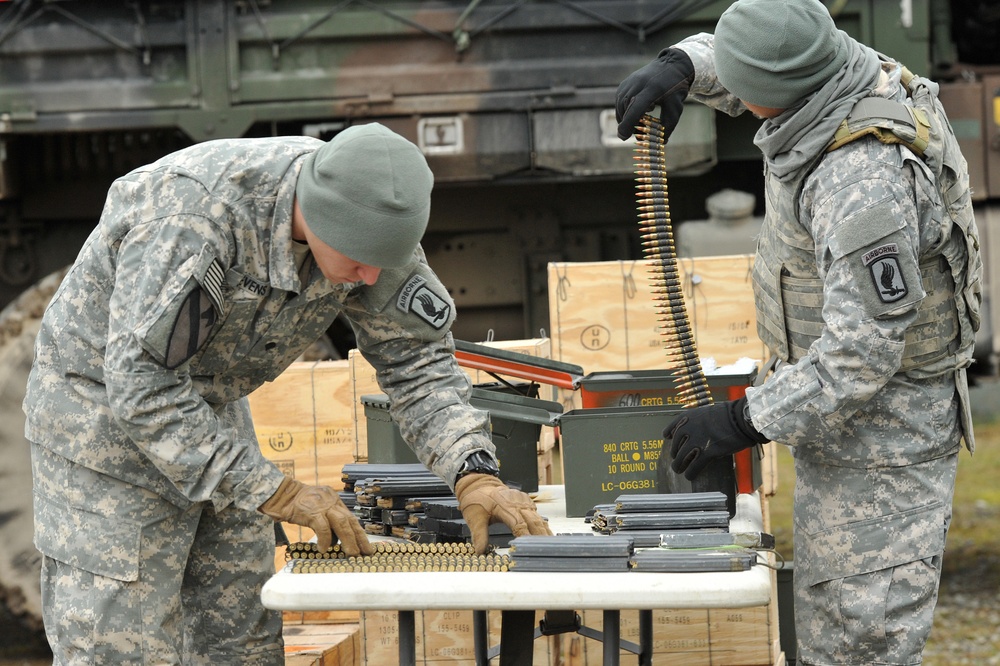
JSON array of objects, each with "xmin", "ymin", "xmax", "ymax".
[
  {"xmin": 676, "ymin": 34, "xmax": 972, "ymax": 464},
  {"xmin": 23, "ymin": 137, "xmax": 492, "ymax": 513}
]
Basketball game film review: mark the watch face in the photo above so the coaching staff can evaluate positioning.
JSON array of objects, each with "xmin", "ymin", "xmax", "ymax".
[{"xmin": 462, "ymin": 451, "xmax": 499, "ymax": 476}]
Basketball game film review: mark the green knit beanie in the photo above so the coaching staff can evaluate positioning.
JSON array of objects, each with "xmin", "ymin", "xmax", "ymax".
[
  {"xmin": 714, "ymin": 0, "xmax": 850, "ymax": 109},
  {"xmin": 296, "ymin": 123, "xmax": 433, "ymax": 268}
]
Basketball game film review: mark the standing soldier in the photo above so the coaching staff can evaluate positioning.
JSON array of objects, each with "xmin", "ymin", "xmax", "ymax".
[
  {"xmin": 24, "ymin": 123, "xmax": 550, "ymax": 664},
  {"xmin": 616, "ymin": 0, "xmax": 981, "ymax": 664}
]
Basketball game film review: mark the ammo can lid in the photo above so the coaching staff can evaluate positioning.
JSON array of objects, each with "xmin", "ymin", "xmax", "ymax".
[
  {"xmin": 360, "ymin": 390, "xmax": 563, "ymax": 426},
  {"xmin": 470, "ymin": 387, "xmax": 563, "ymax": 426},
  {"xmin": 578, "ymin": 367, "xmax": 757, "ymax": 392},
  {"xmin": 360, "ymin": 393, "xmax": 390, "ymax": 409}
]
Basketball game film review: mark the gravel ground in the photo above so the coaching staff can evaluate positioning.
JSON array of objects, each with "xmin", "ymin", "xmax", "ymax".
[
  {"xmin": 926, "ymin": 585, "xmax": 1000, "ymax": 665},
  {"xmin": 923, "ymin": 539, "xmax": 1000, "ymax": 665}
]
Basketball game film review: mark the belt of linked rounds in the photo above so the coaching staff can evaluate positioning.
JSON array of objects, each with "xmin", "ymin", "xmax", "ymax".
[
  {"xmin": 286, "ymin": 541, "xmax": 511, "ymax": 573},
  {"xmin": 634, "ymin": 114, "xmax": 712, "ymax": 408}
]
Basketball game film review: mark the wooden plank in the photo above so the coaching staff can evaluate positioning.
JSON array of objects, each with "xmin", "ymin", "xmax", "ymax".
[
  {"xmin": 537, "ymin": 446, "xmax": 554, "ymax": 488},
  {"xmin": 284, "ymin": 623, "xmax": 360, "ymax": 666},
  {"xmin": 348, "ymin": 351, "xmax": 381, "ymax": 464},
  {"xmin": 760, "ymin": 441, "xmax": 779, "ymax": 497}
]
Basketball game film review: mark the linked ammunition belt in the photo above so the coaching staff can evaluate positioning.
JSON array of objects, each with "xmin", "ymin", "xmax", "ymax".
[
  {"xmin": 284, "ymin": 534, "xmax": 763, "ymax": 574},
  {"xmin": 634, "ymin": 113, "xmax": 712, "ymax": 407},
  {"xmin": 283, "ymin": 485, "xmax": 768, "ymax": 574},
  {"xmin": 286, "ymin": 541, "xmax": 511, "ymax": 573}
]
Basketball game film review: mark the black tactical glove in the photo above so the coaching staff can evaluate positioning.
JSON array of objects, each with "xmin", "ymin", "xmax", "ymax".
[
  {"xmin": 665, "ymin": 397, "xmax": 770, "ymax": 481},
  {"xmin": 615, "ymin": 47, "xmax": 695, "ymax": 141}
]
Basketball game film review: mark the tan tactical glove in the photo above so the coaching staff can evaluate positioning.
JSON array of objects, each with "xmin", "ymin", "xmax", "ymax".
[
  {"xmin": 260, "ymin": 476, "xmax": 373, "ymax": 556},
  {"xmin": 455, "ymin": 474, "xmax": 552, "ymax": 554}
]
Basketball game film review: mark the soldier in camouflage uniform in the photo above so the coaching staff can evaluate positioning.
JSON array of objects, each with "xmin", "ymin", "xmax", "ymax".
[
  {"xmin": 615, "ymin": 0, "xmax": 981, "ymax": 664},
  {"xmin": 23, "ymin": 123, "xmax": 551, "ymax": 664}
]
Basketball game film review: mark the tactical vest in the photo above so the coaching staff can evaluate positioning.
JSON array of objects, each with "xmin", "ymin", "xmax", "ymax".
[{"xmin": 752, "ymin": 69, "xmax": 982, "ymax": 373}]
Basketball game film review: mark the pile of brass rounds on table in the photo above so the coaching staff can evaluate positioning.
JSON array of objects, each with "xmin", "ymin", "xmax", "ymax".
[
  {"xmin": 634, "ymin": 112, "xmax": 712, "ymax": 408},
  {"xmin": 286, "ymin": 541, "xmax": 510, "ymax": 573}
]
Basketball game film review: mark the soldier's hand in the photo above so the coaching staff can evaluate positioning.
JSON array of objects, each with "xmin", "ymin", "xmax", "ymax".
[
  {"xmin": 259, "ymin": 476, "xmax": 373, "ymax": 556},
  {"xmin": 615, "ymin": 47, "xmax": 695, "ymax": 141},
  {"xmin": 455, "ymin": 474, "xmax": 552, "ymax": 554},
  {"xmin": 664, "ymin": 397, "xmax": 770, "ymax": 481}
]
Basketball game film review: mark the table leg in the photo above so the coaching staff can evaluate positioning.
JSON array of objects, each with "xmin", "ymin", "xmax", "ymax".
[
  {"xmin": 399, "ymin": 610, "xmax": 416, "ymax": 666},
  {"xmin": 474, "ymin": 610, "xmax": 489, "ymax": 665},
  {"xmin": 603, "ymin": 610, "xmax": 620, "ymax": 666},
  {"xmin": 639, "ymin": 610, "xmax": 653, "ymax": 666},
  {"xmin": 499, "ymin": 609, "xmax": 536, "ymax": 665}
]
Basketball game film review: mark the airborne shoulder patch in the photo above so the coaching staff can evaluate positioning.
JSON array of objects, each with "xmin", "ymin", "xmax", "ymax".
[
  {"xmin": 396, "ymin": 273, "xmax": 451, "ymax": 329},
  {"xmin": 862, "ymin": 243, "xmax": 908, "ymax": 303}
]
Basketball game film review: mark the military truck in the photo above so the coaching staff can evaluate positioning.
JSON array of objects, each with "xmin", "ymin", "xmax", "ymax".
[{"xmin": 1, "ymin": 0, "xmax": 998, "ymax": 639}]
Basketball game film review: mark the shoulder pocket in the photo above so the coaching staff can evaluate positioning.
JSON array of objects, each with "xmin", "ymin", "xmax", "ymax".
[{"xmin": 827, "ymin": 196, "xmax": 904, "ymax": 259}]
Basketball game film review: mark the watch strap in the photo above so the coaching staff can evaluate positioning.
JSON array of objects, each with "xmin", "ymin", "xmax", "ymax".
[{"xmin": 455, "ymin": 450, "xmax": 500, "ymax": 483}]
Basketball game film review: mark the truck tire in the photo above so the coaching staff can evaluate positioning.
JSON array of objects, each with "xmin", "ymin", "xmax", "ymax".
[{"xmin": 0, "ymin": 269, "xmax": 66, "ymax": 645}]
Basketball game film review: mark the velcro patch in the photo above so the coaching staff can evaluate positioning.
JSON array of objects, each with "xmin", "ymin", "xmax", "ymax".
[
  {"xmin": 396, "ymin": 274, "xmax": 451, "ymax": 329},
  {"xmin": 863, "ymin": 244, "xmax": 908, "ymax": 303},
  {"xmin": 165, "ymin": 288, "xmax": 218, "ymax": 368},
  {"xmin": 164, "ymin": 259, "xmax": 224, "ymax": 369}
]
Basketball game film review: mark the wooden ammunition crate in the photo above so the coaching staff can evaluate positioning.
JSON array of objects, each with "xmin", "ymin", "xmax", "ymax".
[
  {"xmin": 248, "ymin": 360, "xmax": 357, "ymax": 554},
  {"xmin": 359, "ymin": 609, "xmax": 560, "ymax": 666},
  {"xmin": 547, "ymin": 255, "xmax": 766, "ymax": 401},
  {"xmin": 571, "ymin": 604, "xmax": 781, "ymax": 666},
  {"xmin": 249, "ymin": 359, "xmax": 355, "ymax": 490},
  {"xmin": 357, "ymin": 603, "xmax": 781, "ymax": 666}
]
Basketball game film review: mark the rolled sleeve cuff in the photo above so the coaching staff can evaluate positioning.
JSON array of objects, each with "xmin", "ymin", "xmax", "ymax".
[
  {"xmin": 430, "ymin": 433, "xmax": 496, "ymax": 491},
  {"xmin": 216, "ymin": 459, "xmax": 286, "ymax": 513}
]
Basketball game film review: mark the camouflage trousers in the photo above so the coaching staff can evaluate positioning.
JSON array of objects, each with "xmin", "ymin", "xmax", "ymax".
[
  {"xmin": 31, "ymin": 444, "xmax": 284, "ymax": 665},
  {"xmin": 791, "ymin": 451, "xmax": 958, "ymax": 665}
]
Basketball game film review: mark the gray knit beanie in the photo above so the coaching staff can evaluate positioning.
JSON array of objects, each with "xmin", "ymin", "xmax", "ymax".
[
  {"xmin": 714, "ymin": 0, "xmax": 850, "ymax": 109},
  {"xmin": 296, "ymin": 123, "xmax": 433, "ymax": 268}
]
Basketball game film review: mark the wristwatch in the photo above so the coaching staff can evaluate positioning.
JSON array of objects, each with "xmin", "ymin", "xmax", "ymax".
[{"xmin": 455, "ymin": 450, "xmax": 501, "ymax": 483}]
